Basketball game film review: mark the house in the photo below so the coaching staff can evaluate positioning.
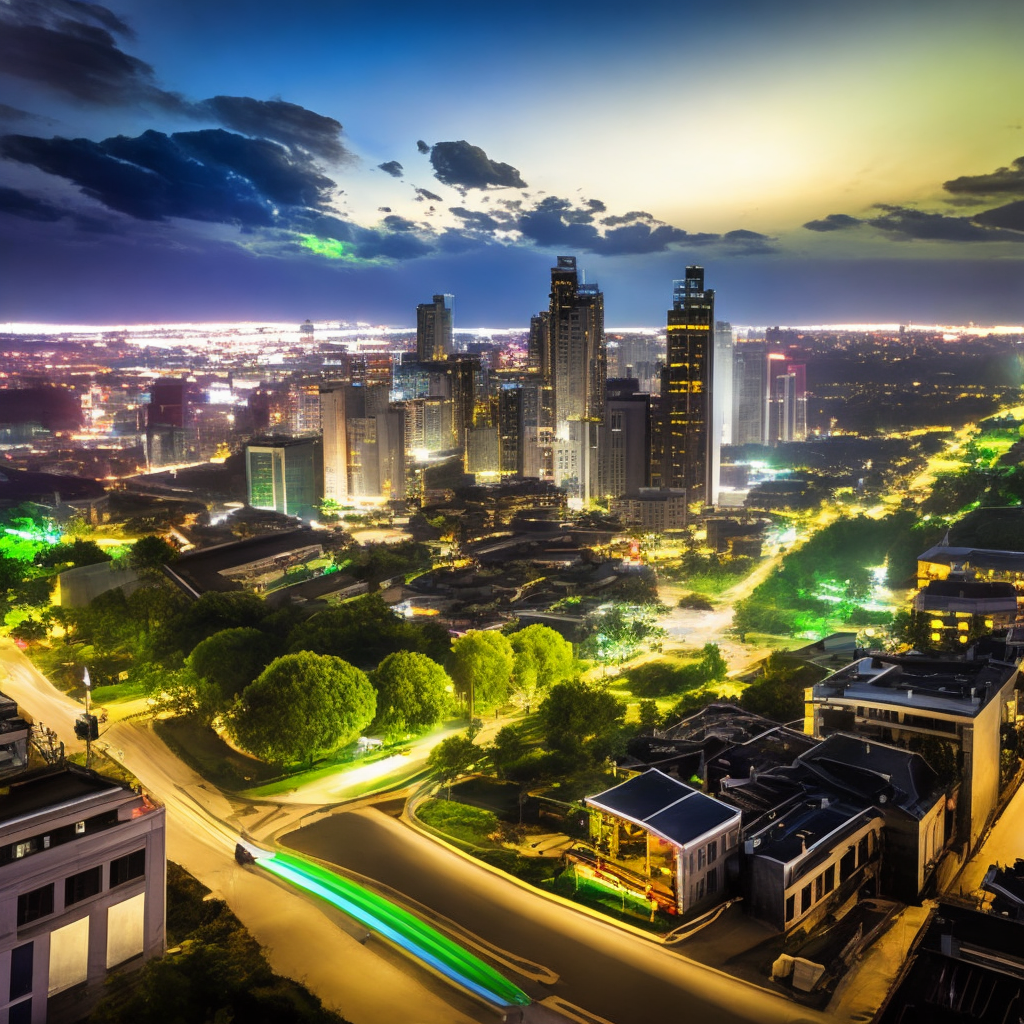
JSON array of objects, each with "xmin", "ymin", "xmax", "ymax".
[{"xmin": 582, "ymin": 769, "xmax": 742, "ymax": 916}]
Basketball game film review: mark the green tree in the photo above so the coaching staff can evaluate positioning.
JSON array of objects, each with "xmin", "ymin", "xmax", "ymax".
[
  {"xmin": 638, "ymin": 699, "xmax": 661, "ymax": 730},
  {"xmin": 35, "ymin": 538, "xmax": 110, "ymax": 569},
  {"xmin": 447, "ymin": 630, "xmax": 514, "ymax": 714},
  {"xmin": 488, "ymin": 723, "xmax": 530, "ymax": 779},
  {"xmin": 186, "ymin": 627, "xmax": 279, "ymax": 718},
  {"xmin": 698, "ymin": 643, "xmax": 728, "ymax": 683},
  {"xmin": 157, "ymin": 591, "xmax": 270, "ymax": 662},
  {"xmin": 541, "ymin": 679, "xmax": 626, "ymax": 756},
  {"xmin": 230, "ymin": 652, "xmax": 376, "ymax": 767},
  {"xmin": 370, "ymin": 651, "xmax": 453, "ymax": 738},
  {"xmin": 427, "ymin": 734, "xmax": 480, "ymax": 799},
  {"xmin": 129, "ymin": 534, "xmax": 178, "ymax": 572},
  {"xmin": 509, "ymin": 624, "xmax": 575, "ymax": 711}
]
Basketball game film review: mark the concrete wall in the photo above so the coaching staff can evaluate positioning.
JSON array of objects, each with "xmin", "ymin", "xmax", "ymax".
[{"xmin": 56, "ymin": 563, "xmax": 142, "ymax": 609}]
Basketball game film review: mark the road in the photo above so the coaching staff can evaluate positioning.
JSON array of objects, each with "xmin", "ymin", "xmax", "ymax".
[
  {"xmin": 284, "ymin": 809, "xmax": 826, "ymax": 1024},
  {"xmin": 955, "ymin": 770, "xmax": 1024, "ymax": 896}
]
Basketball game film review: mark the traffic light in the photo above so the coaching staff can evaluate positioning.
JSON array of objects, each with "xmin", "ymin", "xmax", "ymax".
[{"xmin": 74, "ymin": 714, "xmax": 99, "ymax": 741}]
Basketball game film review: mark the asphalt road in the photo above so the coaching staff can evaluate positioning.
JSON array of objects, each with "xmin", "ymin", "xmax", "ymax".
[{"xmin": 284, "ymin": 809, "xmax": 826, "ymax": 1024}]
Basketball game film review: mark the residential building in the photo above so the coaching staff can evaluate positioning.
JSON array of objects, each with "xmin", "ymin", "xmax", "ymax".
[
  {"xmin": 0, "ymin": 756, "xmax": 165, "ymax": 1024},
  {"xmin": 663, "ymin": 268, "xmax": 715, "ymax": 506},
  {"xmin": 610, "ymin": 487, "xmax": 688, "ymax": 531},
  {"xmin": 732, "ymin": 341, "xmax": 767, "ymax": 445},
  {"xmin": 144, "ymin": 379, "xmax": 191, "ymax": 469},
  {"xmin": 598, "ymin": 379, "xmax": 650, "ymax": 501},
  {"xmin": 244, "ymin": 438, "xmax": 324, "ymax": 520},
  {"xmin": 767, "ymin": 358, "xmax": 807, "ymax": 442},
  {"xmin": 319, "ymin": 382, "xmax": 349, "ymax": 504}
]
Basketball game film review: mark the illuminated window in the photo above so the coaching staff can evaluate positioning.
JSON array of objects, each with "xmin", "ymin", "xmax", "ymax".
[
  {"xmin": 106, "ymin": 893, "xmax": 146, "ymax": 968},
  {"xmin": 48, "ymin": 917, "xmax": 89, "ymax": 995}
]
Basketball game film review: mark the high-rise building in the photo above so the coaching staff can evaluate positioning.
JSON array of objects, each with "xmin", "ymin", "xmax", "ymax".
[
  {"xmin": 732, "ymin": 342, "xmax": 767, "ymax": 445},
  {"xmin": 145, "ymin": 379, "xmax": 192, "ymax": 468},
  {"xmin": 319, "ymin": 383, "xmax": 349, "ymax": 504},
  {"xmin": 416, "ymin": 294, "xmax": 454, "ymax": 362},
  {"xmin": 714, "ymin": 322, "xmax": 734, "ymax": 447},
  {"xmin": 497, "ymin": 385, "xmax": 523, "ymax": 479},
  {"xmin": 245, "ymin": 438, "xmax": 324, "ymax": 519},
  {"xmin": 767, "ymin": 358, "xmax": 808, "ymax": 442},
  {"xmin": 599, "ymin": 379, "xmax": 650, "ymax": 500},
  {"xmin": 546, "ymin": 256, "xmax": 605, "ymax": 502},
  {"xmin": 663, "ymin": 267, "xmax": 715, "ymax": 506},
  {"xmin": 289, "ymin": 382, "xmax": 321, "ymax": 436}
]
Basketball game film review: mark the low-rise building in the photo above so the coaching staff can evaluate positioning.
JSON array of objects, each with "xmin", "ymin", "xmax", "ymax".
[{"xmin": 610, "ymin": 487, "xmax": 688, "ymax": 531}]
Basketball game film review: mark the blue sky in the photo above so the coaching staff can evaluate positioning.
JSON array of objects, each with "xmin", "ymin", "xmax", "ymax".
[{"xmin": 1, "ymin": 0, "xmax": 1023, "ymax": 325}]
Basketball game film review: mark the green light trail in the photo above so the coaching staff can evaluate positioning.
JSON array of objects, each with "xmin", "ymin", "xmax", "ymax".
[
  {"xmin": 298, "ymin": 234, "xmax": 368, "ymax": 263},
  {"xmin": 256, "ymin": 849, "xmax": 531, "ymax": 1008}
]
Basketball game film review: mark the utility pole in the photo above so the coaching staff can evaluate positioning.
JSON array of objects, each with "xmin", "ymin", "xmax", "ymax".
[{"xmin": 84, "ymin": 667, "xmax": 91, "ymax": 769}]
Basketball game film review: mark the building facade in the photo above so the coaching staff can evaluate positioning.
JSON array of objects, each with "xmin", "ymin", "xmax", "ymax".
[
  {"xmin": 245, "ymin": 438, "xmax": 324, "ymax": 519},
  {"xmin": 416, "ymin": 294, "xmax": 454, "ymax": 362}
]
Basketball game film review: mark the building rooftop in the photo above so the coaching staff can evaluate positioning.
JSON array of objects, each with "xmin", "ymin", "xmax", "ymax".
[
  {"xmin": 586, "ymin": 769, "xmax": 740, "ymax": 849},
  {"xmin": 0, "ymin": 765, "xmax": 126, "ymax": 830},
  {"xmin": 918, "ymin": 544, "xmax": 1024, "ymax": 573}
]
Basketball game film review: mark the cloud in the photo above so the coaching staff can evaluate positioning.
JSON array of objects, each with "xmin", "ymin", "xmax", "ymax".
[
  {"xmin": 586, "ymin": 199, "xmax": 606, "ymax": 213},
  {"xmin": 1, "ymin": 128, "xmax": 335, "ymax": 225},
  {"xmin": 867, "ymin": 205, "xmax": 1021, "ymax": 242},
  {"xmin": 449, "ymin": 207, "xmax": 505, "ymax": 232},
  {"xmin": 803, "ymin": 213, "xmax": 862, "ymax": 232},
  {"xmin": 0, "ymin": 104, "xmax": 41, "ymax": 122},
  {"xmin": 429, "ymin": 140, "xmax": 527, "ymax": 189},
  {"xmin": 972, "ymin": 200, "xmax": 1024, "ymax": 233},
  {"xmin": 416, "ymin": 140, "xmax": 430, "ymax": 154},
  {"xmin": 382, "ymin": 214, "xmax": 417, "ymax": 231},
  {"xmin": 415, "ymin": 187, "xmax": 443, "ymax": 202},
  {"xmin": 600, "ymin": 210, "xmax": 654, "ymax": 227},
  {"xmin": 0, "ymin": 0, "xmax": 188, "ymax": 111},
  {"xmin": 944, "ymin": 156, "xmax": 1024, "ymax": 197},
  {"xmin": 378, "ymin": 160, "xmax": 403, "ymax": 178},
  {"xmin": 195, "ymin": 96, "xmax": 349, "ymax": 162},
  {"xmin": 0, "ymin": 185, "xmax": 67, "ymax": 222}
]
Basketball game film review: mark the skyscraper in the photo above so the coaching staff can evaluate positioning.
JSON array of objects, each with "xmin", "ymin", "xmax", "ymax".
[
  {"xmin": 416, "ymin": 293, "xmax": 454, "ymax": 362},
  {"xmin": 319, "ymin": 383, "xmax": 349, "ymax": 504},
  {"xmin": 546, "ymin": 256, "xmax": 605, "ymax": 503},
  {"xmin": 663, "ymin": 267, "xmax": 714, "ymax": 506},
  {"xmin": 599, "ymin": 379, "xmax": 650, "ymax": 500},
  {"xmin": 732, "ymin": 341, "xmax": 767, "ymax": 445},
  {"xmin": 768, "ymin": 359, "xmax": 808, "ymax": 442},
  {"xmin": 145, "ymin": 379, "xmax": 192, "ymax": 468},
  {"xmin": 245, "ymin": 438, "xmax": 323, "ymax": 519}
]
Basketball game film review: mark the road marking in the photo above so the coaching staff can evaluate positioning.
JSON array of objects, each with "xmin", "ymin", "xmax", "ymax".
[{"xmin": 540, "ymin": 996, "xmax": 618, "ymax": 1024}]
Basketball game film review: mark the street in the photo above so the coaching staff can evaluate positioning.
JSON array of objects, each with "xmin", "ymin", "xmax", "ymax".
[{"xmin": 284, "ymin": 808, "xmax": 827, "ymax": 1024}]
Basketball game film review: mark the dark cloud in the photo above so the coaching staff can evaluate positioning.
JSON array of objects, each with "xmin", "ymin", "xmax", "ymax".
[
  {"xmin": 0, "ymin": 0, "xmax": 187, "ymax": 111},
  {"xmin": 721, "ymin": 229, "xmax": 777, "ymax": 254},
  {"xmin": 415, "ymin": 187, "xmax": 443, "ymax": 202},
  {"xmin": 586, "ymin": 199, "xmax": 606, "ymax": 213},
  {"xmin": 972, "ymin": 200, "xmax": 1024, "ymax": 233},
  {"xmin": 416, "ymin": 140, "xmax": 430, "ymax": 154},
  {"xmin": 600, "ymin": 210, "xmax": 654, "ymax": 227},
  {"xmin": 378, "ymin": 160, "xmax": 403, "ymax": 178},
  {"xmin": 195, "ymin": 96, "xmax": 349, "ymax": 162},
  {"xmin": 449, "ymin": 207, "xmax": 504, "ymax": 232},
  {"xmin": 1, "ymin": 128, "xmax": 334, "ymax": 225},
  {"xmin": 0, "ymin": 185, "xmax": 66, "ymax": 222},
  {"xmin": 867, "ymin": 205, "xmax": 1020, "ymax": 242},
  {"xmin": 0, "ymin": 104, "xmax": 39, "ymax": 122},
  {"xmin": 803, "ymin": 213, "xmax": 862, "ymax": 232},
  {"xmin": 382, "ymin": 214, "xmax": 417, "ymax": 231},
  {"xmin": 429, "ymin": 140, "xmax": 527, "ymax": 189},
  {"xmin": 377, "ymin": 206, "xmax": 392, "ymax": 213},
  {"xmin": 944, "ymin": 156, "xmax": 1024, "ymax": 197}
]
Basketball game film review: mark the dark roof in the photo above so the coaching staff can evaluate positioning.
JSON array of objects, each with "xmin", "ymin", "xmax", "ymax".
[
  {"xmin": 921, "ymin": 579, "xmax": 1017, "ymax": 599},
  {"xmin": 586, "ymin": 769, "xmax": 740, "ymax": 848},
  {"xmin": 753, "ymin": 800, "xmax": 872, "ymax": 867},
  {"xmin": 0, "ymin": 766, "xmax": 124, "ymax": 827}
]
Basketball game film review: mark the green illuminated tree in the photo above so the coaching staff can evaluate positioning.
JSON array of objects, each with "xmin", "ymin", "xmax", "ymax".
[
  {"xmin": 370, "ymin": 651, "xmax": 453, "ymax": 737},
  {"xmin": 129, "ymin": 534, "xmax": 178, "ymax": 572},
  {"xmin": 230, "ymin": 652, "xmax": 375, "ymax": 768},
  {"xmin": 427, "ymin": 734, "xmax": 480, "ymax": 799},
  {"xmin": 540, "ymin": 679, "xmax": 626, "ymax": 756},
  {"xmin": 447, "ymin": 630, "xmax": 514, "ymax": 712},
  {"xmin": 186, "ymin": 627, "xmax": 279, "ymax": 719},
  {"xmin": 509, "ymin": 624, "xmax": 575, "ymax": 711}
]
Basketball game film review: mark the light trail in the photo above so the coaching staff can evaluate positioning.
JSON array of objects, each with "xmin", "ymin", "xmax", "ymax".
[{"xmin": 249, "ymin": 847, "xmax": 531, "ymax": 1009}]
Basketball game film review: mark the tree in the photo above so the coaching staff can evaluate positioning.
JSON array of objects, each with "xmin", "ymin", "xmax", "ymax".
[
  {"xmin": 488, "ymin": 724, "xmax": 530, "ymax": 779},
  {"xmin": 509, "ymin": 625, "xmax": 575, "ymax": 712},
  {"xmin": 698, "ymin": 643, "xmax": 728, "ymax": 683},
  {"xmin": 370, "ymin": 651, "xmax": 453, "ymax": 738},
  {"xmin": 35, "ymin": 538, "xmax": 110, "ymax": 569},
  {"xmin": 157, "ymin": 591, "xmax": 270, "ymax": 662},
  {"xmin": 427, "ymin": 734, "xmax": 480, "ymax": 799},
  {"xmin": 129, "ymin": 534, "xmax": 178, "ymax": 572},
  {"xmin": 540, "ymin": 679, "xmax": 626, "ymax": 757},
  {"xmin": 447, "ymin": 630, "xmax": 514, "ymax": 714},
  {"xmin": 638, "ymin": 699, "xmax": 661, "ymax": 730},
  {"xmin": 186, "ymin": 628, "xmax": 279, "ymax": 718},
  {"xmin": 229, "ymin": 653, "xmax": 376, "ymax": 767}
]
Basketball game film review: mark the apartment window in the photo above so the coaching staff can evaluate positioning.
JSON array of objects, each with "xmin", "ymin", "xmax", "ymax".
[
  {"xmin": 694, "ymin": 877, "xmax": 705, "ymax": 902},
  {"xmin": 706, "ymin": 868, "xmax": 719, "ymax": 895},
  {"xmin": 815, "ymin": 874, "xmax": 824, "ymax": 901},
  {"xmin": 9, "ymin": 1000, "xmax": 31, "ymax": 1024},
  {"xmin": 707, "ymin": 840, "xmax": 718, "ymax": 864},
  {"xmin": 697, "ymin": 848, "xmax": 706, "ymax": 870},
  {"xmin": 858, "ymin": 835, "xmax": 870, "ymax": 865},
  {"xmin": 800, "ymin": 884, "xmax": 811, "ymax": 914},
  {"xmin": 10, "ymin": 942, "xmax": 33, "ymax": 1000},
  {"xmin": 785, "ymin": 895, "xmax": 795, "ymax": 923},
  {"xmin": 14, "ymin": 839, "xmax": 35, "ymax": 860},
  {"xmin": 824, "ymin": 865, "xmax": 836, "ymax": 893},
  {"xmin": 109, "ymin": 849, "xmax": 146, "ymax": 889},
  {"xmin": 65, "ymin": 866, "xmax": 102, "ymax": 907},
  {"xmin": 17, "ymin": 883, "xmax": 54, "ymax": 926}
]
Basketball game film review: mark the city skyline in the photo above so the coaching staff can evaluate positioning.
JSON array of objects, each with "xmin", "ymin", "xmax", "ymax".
[{"xmin": 1, "ymin": 0, "xmax": 1023, "ymax": 326}]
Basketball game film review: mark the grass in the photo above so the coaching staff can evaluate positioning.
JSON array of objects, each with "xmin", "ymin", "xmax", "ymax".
[
  {"xmin": 154, "ymin": 716, "xmax": 279, "ymax": 791},
  {"xmin": 546, "ymin": 871, "xmax": 672, "ymax": 933},
  {"xmin": 682, "ymin": 570, "xmax": 749, "ymax": 596},
  {"xmin": 91, "ymin": 680, "xmax": 146, "ymax": 704},
  {"xmin": 418, "ymin": 799, "xmax": 499, "ymax": 846}
]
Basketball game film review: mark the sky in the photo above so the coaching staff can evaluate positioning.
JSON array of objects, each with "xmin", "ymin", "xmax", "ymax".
[{"xmin": 1, "ymin": 0, "xmax": 1023, "ymax": 327}]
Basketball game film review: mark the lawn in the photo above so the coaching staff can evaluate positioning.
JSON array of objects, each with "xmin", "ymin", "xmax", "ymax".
[
  {"xmin": 91, "ymin": 680, "xmax": 147, "ymax": 704},
  {"xmin": 154, "ymin": 716, "xmax": 280, "ymax": 791}
]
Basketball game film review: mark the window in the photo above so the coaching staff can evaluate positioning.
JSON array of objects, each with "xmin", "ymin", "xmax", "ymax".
[
  {"xmin": 697, "ymin": 848, "xmax": 706, "ymax": 870},
  {"xmin": 106, "ymin": 893, "xmax": 146, "ymax": 968},
  {"xmin": 14, "ymin": 840, "xmax": 35, "ymax": 859},
  {"xmin": 74, "ymin": 821, "xmax": 86, "ymax": 835},
  {"xmin": 65, "ymin": 866, "xmax": 102, "ymax": 907},
  {"xmin": 109, "ymin": 849, "xmax": 146, "ymax": 889},
  {"xmin": 707, "ymin": 840, "xmax": 718, "ymax": 864},
  {"xmin": 858, "ymin": 835, "xmax": 870, "ymax": 866},
  {"xmin": 815, "ymin": 874, "xmax": 824, "ymax": 902},
  {"xmin": 10, "ymin": 942, "xmax": 33, "ymax": 999},
  {"xmin": 694, "ymin": 878, "xmax": 705, "ymax": 901},
  {"xmin": 824, "ymin": 865, "xmax": 835, "ymax": 893},
  {"xmin": 17, "ymin": 884, "xmax": 53, "ymax": 926},
  {"xmin": 785, "ymin": 895, "xmax": 795, "ymax": 923},
  {"xmin": 48, "ymin": 917, "xmax": 89, "ymax": 996},
  {"xmin": 706, "ymin": 868, "xmax": 719, "ymax": 895},
  {"xmin": 9, "ymin": 1000, "xmax": 31, "ymax": 1024},
  {"xmin": 800, "ymin": 884, "xmax": 811, "ymax": 913}
]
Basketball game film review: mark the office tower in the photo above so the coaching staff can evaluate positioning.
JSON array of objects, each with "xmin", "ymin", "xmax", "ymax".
[
  {"xmin": 732, "ymin": 342, "xmax": 767, "ymax": 445},
  {"xmin": 497, "ymin": 385, "xmax": 523, "ymax": 478},
  {"xmin": 767, "ymin": 358, "xmax": 808, "ymax": 442},
  {"xmin": 340, "ymin": 384, "xmax": 407, "ymax": 500},
  {"xmin": 714, "ymin": 322, "xmax": 734, "ymax": 447},
  {"xmin": 465, "ymin": 426, "xmax": 500, "ymax": 479},
  {"xmin": 245, "ymin": 438, "xmax": 324, "ymax": 519},
  {"xmin": 404, "ymin": 396, "xmax": 455, "ymax": 454},
  {"xmin": 664, "ymin": 267, "xmax": 715, "ymax": 506},
  {"xmin": 320, "ymin": 383, "xmax": 349, "ymax": 504},
  {"xmin": 519, "ymin": 378, "xmax": 554, "ymax": 480},
  {"xmin": 145, "ymin": 379, "xmax": 191, "ymax": 468},
  {"xmin": 599, "ymin": 379, "xmax": 651, "ymax": 500},
  {"xmin": 416, "ymin": 293, "xmax": 454, "ymax": 362},
  {"xmin": 546, "ymin": 256, "xmax": 605, "ymax": 503},
  {"xmin": 289, "ymin": 382, "xmax": 321, "ymax": 436},
  {"xmin": 528, "ymin": 312, "xmax": 550, "ymax": 377}
]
